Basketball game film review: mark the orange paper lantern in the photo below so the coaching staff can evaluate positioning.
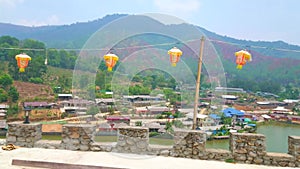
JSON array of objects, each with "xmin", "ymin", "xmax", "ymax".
[
  {"xmin": 103, "ymin": 53, "xmax": 119, "ymax": 71},
  {"xmin": 15, "ymin": 53, "xmax": 31, "ymax": 72},
  {"xmin": 168, "ymin": 47, "xmax": 182, "ymax": 66},
  {"xmin": 235, "ymin": 50, "xmax": 252, "ymax": 69}
]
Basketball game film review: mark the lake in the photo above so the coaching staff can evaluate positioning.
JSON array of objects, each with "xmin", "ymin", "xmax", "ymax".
[{"xmin": 206, "ymin": 122, "xmax": 300, "ymax": 153}]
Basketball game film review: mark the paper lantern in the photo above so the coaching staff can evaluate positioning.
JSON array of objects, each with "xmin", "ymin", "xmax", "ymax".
[
  {"xmin": 168, "ymin": 47, "xmax": 182, "ymax": 66},
  {"xmin": 15, "ymin": 53, "xmax": 31, "ymax": 72},
  {"xmin": 103, "ymin": 53, "xmax": 119, "ymax": 71},
  {"xmin": 235, "ymin": 50, "xmax": 252, "ymax": 69}
]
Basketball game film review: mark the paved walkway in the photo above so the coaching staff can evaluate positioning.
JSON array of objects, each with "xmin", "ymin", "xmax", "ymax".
[{"xmin": 0, "ymin": 148, "xmax": 298, "ymax": 169}]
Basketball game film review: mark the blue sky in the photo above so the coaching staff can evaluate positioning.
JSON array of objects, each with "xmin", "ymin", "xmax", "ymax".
[{"xmin": 1, "ymin": 0, "xmax": 300, "ymax": 45}]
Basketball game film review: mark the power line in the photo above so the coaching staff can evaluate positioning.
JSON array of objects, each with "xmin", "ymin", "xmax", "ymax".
[{"xmin": 1, "ymin": 38, "xmax": 300, "ymax": 53}]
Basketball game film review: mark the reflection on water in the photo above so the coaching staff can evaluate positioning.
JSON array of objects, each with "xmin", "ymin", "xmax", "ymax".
[{"xmin": 205, "ymin": 122, "xmax": 300, "ymax": 153}]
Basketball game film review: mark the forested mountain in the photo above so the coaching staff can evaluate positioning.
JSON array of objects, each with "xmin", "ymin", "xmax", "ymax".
[
  {"xmin": 0, "ymin": 14, "xmax": 300, "ymax": 95},
  {"xmin": 0, "ymin": 14, "xmax": 126, "ymax": 48}
]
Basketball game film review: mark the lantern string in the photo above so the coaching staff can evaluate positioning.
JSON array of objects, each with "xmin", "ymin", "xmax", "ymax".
[{"xmin": 1, "ymin": 38, "xmax": 300, "ymax": 53}]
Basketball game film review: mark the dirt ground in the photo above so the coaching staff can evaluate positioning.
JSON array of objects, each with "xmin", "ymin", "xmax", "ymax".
[
  {"xmin": 42, "ymin": 124, "xmax": 62, "ymax": 133},
  {"xmin": 13, "ymin": 81, "xmax": 55, "ymax": 101}
]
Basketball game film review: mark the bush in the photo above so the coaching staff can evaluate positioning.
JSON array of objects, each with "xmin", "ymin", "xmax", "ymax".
[
  {"xmin": 135, "ymin": 121, "xmax": 142, "ymax": 126},
  {"xmin": 149, "ymin": 132, "xmax": 160, "ymax": 137},
  {"xmin": 29, "ymin": 77, "xmax": 43, "ymax": 84},
  {"xmin": 225, "ymin": 158, "xmax": 235, "ymax": 163}
]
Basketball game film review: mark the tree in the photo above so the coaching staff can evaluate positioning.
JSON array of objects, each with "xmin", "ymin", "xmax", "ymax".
[
  {"xmin": 6, "ymin": 104, "xmax": 18, "ymax": 116},
  {"xmin": 0, "ymin": 89, "xmax": 8, "ymax": 102},
  {"xmin": 22, "ymin": 39, "xmax": 45, "ymax": 49},
  {"xmin": 0, "ymin": 36, "xmax": 19, "ymax": 47},
  {"xmin": 87, "ymin": 105, "xmax": 99, "ymax": 118},
  {"xmin": 0, "ymin": 74, "xmax": 13, "ymax": 89},
  {"xmin": 8, "ymin": 86, "xmax": 19, "ymax": 102}
]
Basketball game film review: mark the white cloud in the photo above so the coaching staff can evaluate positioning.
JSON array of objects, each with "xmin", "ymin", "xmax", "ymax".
[
  {"xmin": 154, "ymin": 0, "xmax": 201, "ymax": 13},
  {"xmin": 17, "ymin": 15, "xmax": 60, "ymax": 26},
  {"xmin": 0, "ymin": 0, "xmax": 24, "ymax": 8}
]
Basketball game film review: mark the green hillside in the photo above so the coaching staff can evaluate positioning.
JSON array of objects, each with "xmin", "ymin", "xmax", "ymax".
[{"xmin": 0, "ymin": 14, "xmax": 300, "ymax": 96}]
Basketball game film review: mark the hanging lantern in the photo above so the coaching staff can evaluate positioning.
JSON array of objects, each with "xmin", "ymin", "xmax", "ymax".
[
  {"xmin": 168, "ymin": 47, "xmax": 182, "ymax": 66},
  {"xmin": 235, "ymin": 50, "xmax": 252, "ymax": 69},
  {"xmin": 103, "ymin": 53, "xmax": 119, "ymax": 71},
  {"xmin": 15, "ymin": 53, "xmax": 31, "ymax": 72}
]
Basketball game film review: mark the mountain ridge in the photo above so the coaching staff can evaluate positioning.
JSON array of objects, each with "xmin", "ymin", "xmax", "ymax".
[
  {"xmin": 1, "ymin": 13, "xmax": 300, "ymax": 88},
  {"xmin": 1, "ymin": 14, "xmax": 300, "ymax": 52}
]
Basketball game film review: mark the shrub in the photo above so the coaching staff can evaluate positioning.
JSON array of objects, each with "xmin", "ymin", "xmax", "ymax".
[{"xmin": 149, "ymin": 132, "xmax": 159, "ymax": 137}]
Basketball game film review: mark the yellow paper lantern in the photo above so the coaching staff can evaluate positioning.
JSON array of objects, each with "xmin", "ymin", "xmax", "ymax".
[
  {"xmin": 103, "ymin": 53, "xmax": 119, "ymax": 71},
  {"xmin": 168, "ymin": 47, "xmax": 182, "ymax": 66},
  {"xmin": 235, "ymin": 50, "xmax": 252, "ymax": 69}
]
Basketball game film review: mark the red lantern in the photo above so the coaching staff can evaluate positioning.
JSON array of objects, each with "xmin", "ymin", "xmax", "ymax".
[
  {"xmin": 235, "ymin": 50, "xmax": 252, "ymax": 69},
  {"xmin": 15, "ymin": 53, "xmax": 31, "ymax": 72},
  {"xmin": 103, "ymin": 53, "xmax": 119, "ymax": 71},
  {"xmin": 168, "ymin": 47, "xmax": 182, "ymax": 66}
]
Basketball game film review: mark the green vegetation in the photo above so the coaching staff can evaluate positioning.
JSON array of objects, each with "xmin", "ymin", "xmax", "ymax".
[
  {"xmin": 135, "ymin": 121, "xmax": 142, "ymax": 126},
  {"xmin": 87, "ymin": 105, "xmax": 100, "ymax": 117},
  {"xmin": 225, "ymin": 158, "xmax": 235, "ymax": 163},
  {"xmin": 40, "ymin": 120, "xmax": 67, "ymax": 124},
  {"xmin": 39, "ymin": 135, "xmax": 174, "ymax": 146},
  {"xmin": 42, "ymin": 135, "xmax": 62, "ymax": 140},
  {"xmin": 1, "ymin": 35, "xmax": 299, "ymax": 100}
]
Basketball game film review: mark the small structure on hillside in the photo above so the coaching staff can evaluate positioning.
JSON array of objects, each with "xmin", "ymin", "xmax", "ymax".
[
  {"xmin": 23, "ymin": 102, "xmax": 51, "ymax": 109},
  {"xmin": 0, "ymin": 104, "xmax": 8, "ymax": 120},
  {"xmin": 59, "ymin": 99, "xmax": 94, "ymax": 114},
  {"xmin": 95, "ymin": 98, "xmax": 115, "ymax": 106},
  {"xmin": 106, "ymin": 116, "xmax": 130, "ymax": 125},
  {"xmin": 58, "ymin": 94, "xmax": 73, "ymax": 101},
  {"xmin": 122, "ymin": 95, "xmax": 165, "ymax": 106},
  {"xmin": 272, "ymin": 106, "xmax": 290, "ymax": 114}
]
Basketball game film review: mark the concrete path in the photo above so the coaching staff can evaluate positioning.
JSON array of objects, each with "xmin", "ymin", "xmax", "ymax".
[{"xmin": 0, "ymin": 148, "xmax": 298, "ymax": 169}]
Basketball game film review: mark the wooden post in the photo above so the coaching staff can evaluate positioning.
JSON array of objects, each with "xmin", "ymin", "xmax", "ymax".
[{"xmin": 192, "ymin": 36, "xmax": 205, "ymax": 130}]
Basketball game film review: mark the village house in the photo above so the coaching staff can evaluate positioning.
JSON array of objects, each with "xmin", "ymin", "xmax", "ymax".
[
  {"xmin": 95, "ymin": 98, "xmax": 116, "ymax": 113},
  {"xmin": 95, "ymin": 98, "xmax": 115, "ymax": 106},
  {"xmin": 215, "ymin": 87, "xmax": 246, "ymax": 93},
  {"xmin": 59, "ymin": 99, "xmax": 94, "ymax": 115},
  {"xmin": 122, "ymin": 95, "xmax": 165, "ymax": 106},
  {"xmin": 0, "ymin": 104, "xmax": 8, "ymax": 120},
  {"xmin": 23, "ymin": 102, "xmax": 52, "ymax": 109},
  {"xmin": 57, "ymin": 94, "xmax": 73, "ymax": 101}
]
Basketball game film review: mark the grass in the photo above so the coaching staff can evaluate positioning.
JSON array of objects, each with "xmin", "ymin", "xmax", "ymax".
[
  {"xmin": 149, "ymin": 137, "xmax": 174, "ymax": 145},
  {"xmin": 40, "ymin": 120, "xmax": 67, "ymax": 124},
  {"xmin": 95, "ymin": 136, "xmax": 174, "ymax": 145},
  {"xmin": 42, "ymin": 135, "xmax": 62, "ymax": 140},
  {"xmin": 39, "ymin": 135, "xmax": 174, "ymax": 145},
  {"xmin": 0, "ymin": 135, "xmax": 5, "ymax": 139},
  {"xmin": 95, "ymin": 136, "xmax": 117, "ymax": 142}
]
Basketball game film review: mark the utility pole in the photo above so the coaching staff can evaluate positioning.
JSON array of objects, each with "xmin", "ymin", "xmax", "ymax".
[{"xmin": 192, "ymin": 36, "xmax": 205, "ymax": 130}]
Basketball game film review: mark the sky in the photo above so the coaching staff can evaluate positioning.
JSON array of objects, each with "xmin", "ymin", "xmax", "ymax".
[{"xmin": 0, "ymin": 0, "xmax": 300, "ymax": 46}]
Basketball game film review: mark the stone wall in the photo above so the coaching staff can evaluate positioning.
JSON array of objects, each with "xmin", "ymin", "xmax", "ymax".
[
  {"xmin": 0, "ymin": 139, "xmax": 6, "ymax": 146},
  {"xmin": 4, "ymin": 123, "xmax": 300, "ymax": 168},
  {"xmin": 114, "ymin": 126, "xmax": 149, "ymax": 154},
  {"xmin": 288, "ymin": 136, "xmax": 300, "ymax": 167},
  {"xmin": 230, "ymin": 132, "xmax": 296, "ymax": 167},
  {"xmin": 230, "ymin": 133, "xmax": 266, "ymax": 164},
  {"xmin": 171, "ymin": 129, "xmax": 206, "ymax": 159},
  {"xmin": 6, "ymin": 122, "xmax": 42, "ymax": 148},
  {"xmin": 60, "ymin": 124, "xmax": 96, "ymax": 151}
]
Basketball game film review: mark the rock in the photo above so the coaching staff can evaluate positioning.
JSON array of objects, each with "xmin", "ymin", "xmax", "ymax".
[
  {"xmin": 160, "ymin": 150, "xmax": 170, "ymax": 156},
  {"xmin": 254, "ymin": 158, "xmax": 264, "ymax": 164}
]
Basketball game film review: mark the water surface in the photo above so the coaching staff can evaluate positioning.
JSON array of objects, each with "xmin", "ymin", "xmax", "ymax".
[{"xmin": 206, "ymin": 122, "xmax": 300, "ymax": 153}]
